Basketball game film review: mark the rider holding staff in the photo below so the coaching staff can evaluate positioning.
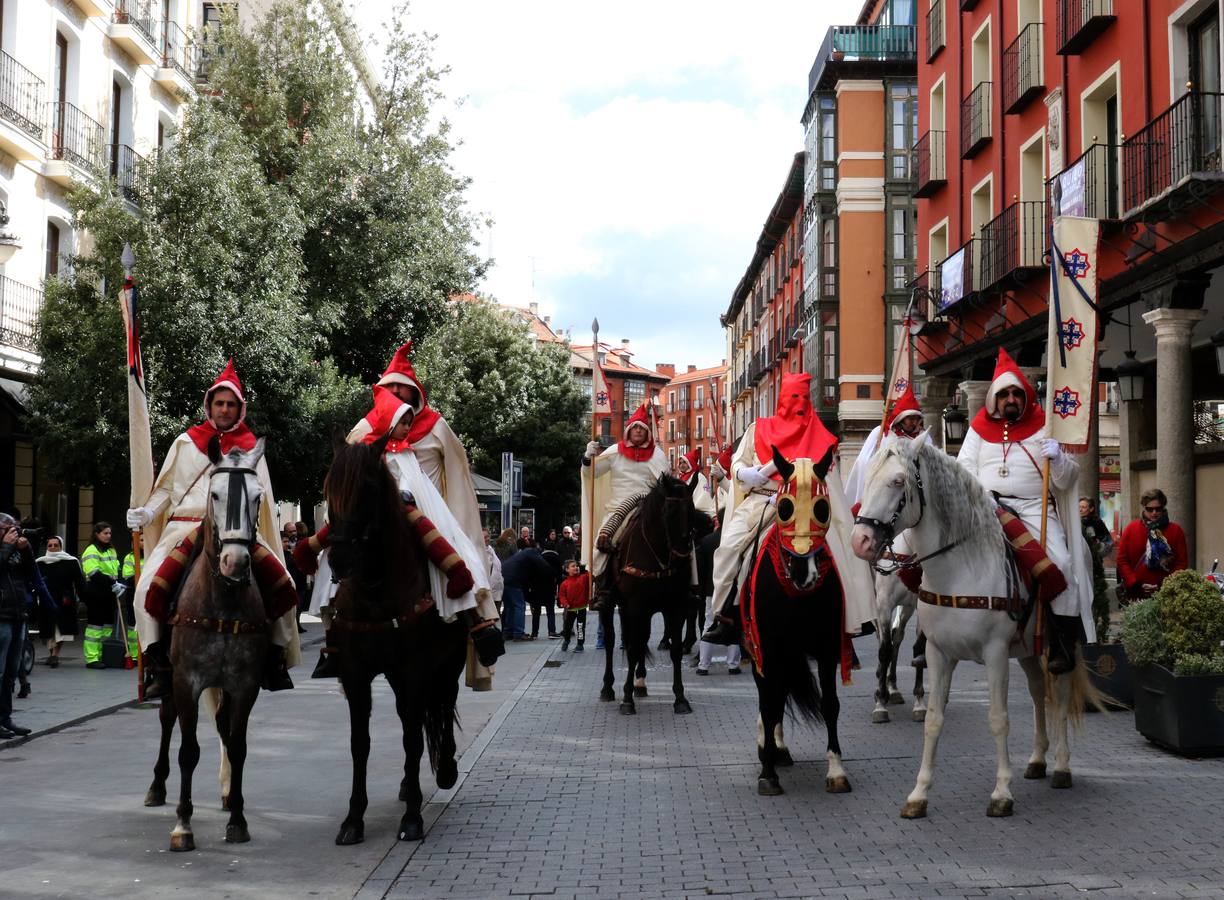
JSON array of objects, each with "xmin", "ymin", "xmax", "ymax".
[
  {"xmin": 126, "ymin": 361, "xmax": 300, "ymax": 699},
  {"xmin": 702, "ymin": 372, "xmax": 872, "ymax": 646},
  {"xmin": 580, "ymin": 404, "xmax": 669, "ymax": 611},
  {"xmin": 956, "ymin": 348, "xmax": 1095, "ymax": 673}
]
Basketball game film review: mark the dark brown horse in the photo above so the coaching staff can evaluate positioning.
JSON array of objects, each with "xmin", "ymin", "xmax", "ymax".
[
  {"xmin": 325, "ymin": 437, "xmax": 468, "ymax": 846},
  {"xmin": 144, "ymin": 437, "xmax": 271, "ymax": 851},
  {"xmin": 598, "ymin": 473, "xmax": 699, "ymax": 715}
]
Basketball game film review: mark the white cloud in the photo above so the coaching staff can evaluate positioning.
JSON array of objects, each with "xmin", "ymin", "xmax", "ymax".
[{"xmin": 350, "ymin": 0, "xmax": 865, "ymax": 367}]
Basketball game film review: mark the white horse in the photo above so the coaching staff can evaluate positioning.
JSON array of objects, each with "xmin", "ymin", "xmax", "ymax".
[
  {"xmin": 870, "ymin": 570, "xmax": 927, "ymax": 724},
  {"xmin": 850, "ymin": 435, "xmax": 1100, "ymax": 819}
]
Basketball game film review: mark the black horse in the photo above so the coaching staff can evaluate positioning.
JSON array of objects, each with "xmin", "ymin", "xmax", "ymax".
[
  {"xmin": 324, "ymin": 437, "xmax": 469, "ymax": 846},
  {"xmin": 598, "ymin": 473, "xmax": 699, "ymax": 714},
  {"xmin": 745, "ymin": 447, "xmax": 852, "ymax": 798}
]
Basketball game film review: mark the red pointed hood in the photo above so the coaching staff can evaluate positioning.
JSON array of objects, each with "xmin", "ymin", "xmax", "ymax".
[
  {"xmin": 618, "ymin": 404, "xmax": 656, "ymax": 462},
  {"xmin": 716, "ymin": 445, "xmax": 733, "ymax": 472},
  {"xmin": 886, "ymin": 385, "xmax": 922, "ymax": 432},
  {"xmin": 755, "ymin": 373, "xmax": 837, "ymax": 479},
  {"xmin": 970, "ymin": 347, "xmax": 1045, "ymax": 442},
  {"xmin": 678, "ymin": 448, "xmax": 701, "ymax": 482},
  {"xmin": 188, "ymin": 359, "xmax": 256, "ymax": 454},
  {"xmin": 361, "ymin": 385, "xmax": 414, "ymax": 453},
  {"xmin": 373, "ymin": 341, "xmax": 440, "ymax": 444}
]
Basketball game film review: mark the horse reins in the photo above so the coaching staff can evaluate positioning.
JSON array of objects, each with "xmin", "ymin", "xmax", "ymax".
[
  {"xmin": 853, "ymin": 457, "xmax": 963, "ymax": 576},
  {"xmin": 208, "ymin": 464, "xmax": 262, "ymax": 586}
]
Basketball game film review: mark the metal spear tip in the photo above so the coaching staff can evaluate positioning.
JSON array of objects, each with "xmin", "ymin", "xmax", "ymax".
[
  {"xmin": 591, "ymin": 317, "xmax": 599, "ymax": 334},
  {"xmin": 121, "ymin": 243, "xmax": 136, "ymax": 272}
]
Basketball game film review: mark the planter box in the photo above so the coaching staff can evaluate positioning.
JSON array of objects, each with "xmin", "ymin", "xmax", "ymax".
[
  {"xmin": 1133, "ymin": 664, "xmax": 1224, "ymax": 757},
  {"xmin": 1082, "ymin": 642, "xmax": 1133, "ymax": 709}
]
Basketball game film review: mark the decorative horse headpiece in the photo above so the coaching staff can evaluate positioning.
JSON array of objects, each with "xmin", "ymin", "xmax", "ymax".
[{"xmin": 770, "ymin": 445, "xmax": 835, "ymax": 557}]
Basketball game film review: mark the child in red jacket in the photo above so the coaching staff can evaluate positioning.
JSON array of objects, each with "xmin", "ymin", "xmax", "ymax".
[{"xmin": 557, "ymin": 559, "xmax": 590, "ymax": 652}]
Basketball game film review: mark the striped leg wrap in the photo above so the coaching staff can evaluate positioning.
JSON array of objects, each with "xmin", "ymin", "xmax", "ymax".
[
  {"xmin": 995, "ymin": 507, "xmax": 1068, "ymax": 605},
  {"xmin": 404, "ymin": 504, "xmax": 474, "ymax": 599},
  {"xmin": 145, "ymin": 529, "xmax": 200, "ymax": 622}
]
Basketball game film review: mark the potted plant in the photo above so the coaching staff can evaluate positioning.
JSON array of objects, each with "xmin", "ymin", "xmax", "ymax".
[{"xmin": 1120, "ymin": 570, "xmax": 1224, "ymax": 756}]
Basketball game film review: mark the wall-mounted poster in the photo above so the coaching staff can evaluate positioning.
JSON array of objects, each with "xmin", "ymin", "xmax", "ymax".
[{"xmin": 938, "ymin": 246, "xmax": 966, "ymax": 311}]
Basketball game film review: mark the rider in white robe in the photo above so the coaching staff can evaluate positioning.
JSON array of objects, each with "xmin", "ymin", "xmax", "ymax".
[{"xmin": 677, "ymin": 449, "xmax": 717, "ymax": 518}]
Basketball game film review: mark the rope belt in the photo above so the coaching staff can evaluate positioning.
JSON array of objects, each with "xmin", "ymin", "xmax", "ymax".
[
  {"xmin": 918, "ymin": 589, "xmax": 1024, "ymax": 616},
  {"xmin": 168, "ymin": 612, "xmax": 268, "ymax": 634},
  {"xmin": 330, "ymin": 597, "xmax": 436, "ymax": 632}
]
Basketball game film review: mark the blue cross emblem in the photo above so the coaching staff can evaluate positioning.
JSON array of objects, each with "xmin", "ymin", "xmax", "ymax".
[
  {"xmin": 1052, "ymin": 386, "xmax": 1081, "ymax": 419},
  {"xmin": 596, "ymin": 391, "xmax": 609, "ymax": 407},
  {"xmin": 1059, "ymin": 318, "xmax": 1085, "ymax": 351},
  {"xmin": 1063, "ymin": 248, "xmax": 1091, "ymax": 280},
  {"xmin": 893, "ymin": 377, "xmax": 908, "ymax": 394}
]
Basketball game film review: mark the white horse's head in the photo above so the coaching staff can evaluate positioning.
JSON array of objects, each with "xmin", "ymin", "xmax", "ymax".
[
  {"xmin": 850, "ymin": 432, "xmax": 926, "ymax": 563},
  {"xmin": 206, "ymin": 436, "xmax": 266, "ymax": 583}
]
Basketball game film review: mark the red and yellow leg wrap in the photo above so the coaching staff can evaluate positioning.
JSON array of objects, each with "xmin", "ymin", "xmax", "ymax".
[
  {"xmin": 145, "ymin": 527, "xmax": 201, "ymax": 622},
  {"xmin": 252, "ymin": 544, "xmax": 299, "ymax": 619},
  {"xmin": 403, "ymin": 504, "xmax": 474, "ymax": 599},
  {"xmin": 995, "ymin": 507, "xmax": 1068, "ymax": 605}
]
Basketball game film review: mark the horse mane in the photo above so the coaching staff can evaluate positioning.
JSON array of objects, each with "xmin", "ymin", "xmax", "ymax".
[
  {"xmin": 909, "ymin": 439, "xmax": 1007, "ymax": 562},
  {"xmin": 325, "ymin": 442, "xmax": 414, "ymax": 566}
]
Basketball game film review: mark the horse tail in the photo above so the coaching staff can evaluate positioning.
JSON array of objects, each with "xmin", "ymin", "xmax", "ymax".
[
  {"xmin": 1046, "ymin": 649, "xmax": 1110, "ymax": 729},
  {"xmin": 775, "ymin": 623, "xmax": 823, "ymax": 726}
]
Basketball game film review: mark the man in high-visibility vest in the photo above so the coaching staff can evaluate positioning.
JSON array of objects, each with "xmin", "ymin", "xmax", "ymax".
[{"xmin": 81, "ymin": 523, "xmax": 123, "ymax": 669}]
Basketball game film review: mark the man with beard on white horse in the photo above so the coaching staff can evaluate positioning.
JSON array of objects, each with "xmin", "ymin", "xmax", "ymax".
[
  {"xmin": 956, "ymin": 348, "xmax": 1095, "ymax": 673},
  {"xmin": 845, "ymin": 385, "xmax": 929, "ymax": 723}
]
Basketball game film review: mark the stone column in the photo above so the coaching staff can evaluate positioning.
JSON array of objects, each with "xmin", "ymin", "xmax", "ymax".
[
  {"xmin": 1117, "ymin": 390, "xmax": 1145, "ymax": 525},
  {"xmin": 958, "ymin": 379, "xmax": 990, "ymax": 422},
  {"xmin": 1141, "ymin": 306, "xmax": 1207, "ymax": 567}
]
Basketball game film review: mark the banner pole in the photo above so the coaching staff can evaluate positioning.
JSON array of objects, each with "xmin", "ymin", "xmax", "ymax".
[{"xmin": 587, "ymin": 321, "xmax": 600, "ymax": 601}]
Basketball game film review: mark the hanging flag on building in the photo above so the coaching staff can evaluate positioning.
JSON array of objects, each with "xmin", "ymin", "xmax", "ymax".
[
  {"xmin": 1045, "ymin": 215, "xmax": 1100, "ymax": 452},
  {"xmin": 119, "ymin": 271, "xmax": 155, "ymax": 526},
  {"xmin": 880, "ymin": 310, "xmax": 914, "ymax": 431}
]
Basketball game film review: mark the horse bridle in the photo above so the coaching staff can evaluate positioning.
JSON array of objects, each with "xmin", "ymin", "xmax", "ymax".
[
  {"xmin": 630, "ymin": 494, "xmax": 693, "ymax": 576},
  {"xmin": 209, "ymin": 464, "xmax": 261, "ymax": 586},
  {"xmin": 853, "ymin": 457, "xmax": 962, "ymax": 576}
]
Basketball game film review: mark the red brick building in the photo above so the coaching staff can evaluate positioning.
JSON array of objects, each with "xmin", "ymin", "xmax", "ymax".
[
  {"xmin": 915, "ymin": 0, "xmax": 1224, "ymax": 564},
  {"xmin": 655, "ymin": 363, "xmax": 730, "ymax": 472}
]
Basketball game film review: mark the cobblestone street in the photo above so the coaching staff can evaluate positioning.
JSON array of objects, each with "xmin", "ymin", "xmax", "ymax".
[{"xmin": 376, "ymin": 627, "xmax": 1224, "ymax": 900}]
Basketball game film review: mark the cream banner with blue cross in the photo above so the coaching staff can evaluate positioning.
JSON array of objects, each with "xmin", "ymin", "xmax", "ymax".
[{"xmin": 1045, "ymin": 215, "xmax": 1100, "ymax": 452}]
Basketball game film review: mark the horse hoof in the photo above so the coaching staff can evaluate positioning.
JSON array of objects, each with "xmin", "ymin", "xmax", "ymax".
[
  {"xmin": 619, "ymin": 702, "xmax": 636, "ymax": 716},
  {"xmin": 143, "ymin": 789, "xmax": 165, "ymax": 808},
  {"xmin": 872, "ymin": 709, "xmax": 890, "ymax": 724},
  {"xmin": 335, "ymin": 823, "xmax": 364, "ymax": 846},
  {"xmin": 221, "ymin": 794, "xmax": 230, "ymax": 811},
  {"xmin": 599, "ymin": 687, "xmax": 615, "ymax": 702},
  {"xmin": 888, "ymin": 690, "xmax": 905, "ymax": 705},
  {"xmin": 169, "ymin": 833, "xmax": 195, "ymax": 852},
  {"xmin": 986, "ymin": 798, "xmax": 1014, "ymax": 817},
  {"xmin": 757, "ymin": 777, "xmax": 783, "ymax": 796},
  {"xmin": 225, "ymin": 823, "xmax": 251, "ymax": 843},
  {"xmin": 826, "ymin": 776, "xmax": 852, "ymax": 794},
  {"xmin": 1024, "ymin": 762, "xmax": 1047, "ymax": 780},
  {"xmin": 900, "ymin": 800, "xmax": 928, "ymax": 819},
  {"xmin": 1051, "ymin": 770, "xmax": 1073, "ymax": 789},
  {"xmin": 398, "ymin": 816, "xmax": 424, "ymax": 842},
  {"xmin": 776, "ymin": 749, "xmax": 794, "ymax": 767},
  {"xmin": 673, "ymin": 699, "xmax": 693, "ymax": 715},
  {"xmin": 912, "ymin": 708, "xmax": 927, "ymax": 722},
  {"xmin": 633, "ymin": 685, "xmax": 648, "ymax": 697},
  {"xmin": 436, "ymin": 758, "xmax": 459, "ymax": 790}
]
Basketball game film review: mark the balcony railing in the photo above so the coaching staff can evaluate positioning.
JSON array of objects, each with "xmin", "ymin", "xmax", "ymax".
[
  {"xmin": 808, "ymin": 24, "xmax": 917, "ymax": 92},
  {"xmin": 0, "ymin": 275, "xmax": 43, "ymax": 353},
  {"xmin": 909, "ymin": 269, "xmax": 946, "ymax": 324},
  {"xmin": 979, "ymin": 201, "xmax": 1046, "ymax": 290},
  {"xmin": 109, "ymin": 143, "xmax": 146, "ymax": 202},
  {"xmin": 0, "ymin": 50, "xmax": 45, "ymax": 140},
  {"xmin": 913, "ymin": 129, "xmax": 947, "ymax": 197},
  {"xmin": 114, "ymin": 0, "xmax": 158, "ymax": 48},
  {"xmin": 926, "ymin": 0, "xmax": 945, "ymax": 62},
  {"xmin": 1049, "ymin": 143, "xmax": 1120, "ymax": 220},
  {"xmin": 1122, "ymin": 91, "xmax": 1224, "ymax": 219},
  {"xmin": 962, "ymin": 82, "xmax": 992, "ymax": 158},
  {"xmin": 160, "ymin": 19, "xmax": 200, "ymax": 78},
  {"xmin": 1057, "ymin": 0, "xmax": 1115, "ymax": 56},
  {"xmin": 47, "ymin": 101, "xmax": 107, "ymax": 172},
  {"xmin": 1003, "ymin": 23, "xmax": 1043, "ymax": 114}
]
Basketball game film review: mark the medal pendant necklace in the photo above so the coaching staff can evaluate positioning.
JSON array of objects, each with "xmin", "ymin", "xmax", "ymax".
[{"xmin": 998, "ymin": 423, "xmax": 1011, "ymax": 478}]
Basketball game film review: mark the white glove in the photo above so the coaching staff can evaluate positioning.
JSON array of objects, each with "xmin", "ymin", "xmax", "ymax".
[
  {"xmin": 111, "ymin": 581, "xmax": 127, "ymax": 598},
  {"xmin": 1040, "ymin": 438, "xmax": 1062, "ymax": 461},
  {"xmin": 710, "ymin": 463, "xmax": 726, "ymax": 483},
  {"xmin": 584, "ymin": 441, "xmax": 601, "ymax": 459},
  {"xmin": 736, "ymin": 465, "xmax": 770, "ymax": 488},
  {"xmin": 126, "ymin": 507, "xmax": 152, "ymax": 529}
]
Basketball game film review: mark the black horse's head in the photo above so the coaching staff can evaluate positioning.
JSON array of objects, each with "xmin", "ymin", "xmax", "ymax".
[
  {"xmin": 641, "ymin": 472, "xmax": 699, "ymax": 563},
  {"xmin": 771, "ymin": 444, "xmax": 836, "ymax": 593},
  {"xmin": 324, "ymin": 434, "xmax": 401, "ymax": 583}
]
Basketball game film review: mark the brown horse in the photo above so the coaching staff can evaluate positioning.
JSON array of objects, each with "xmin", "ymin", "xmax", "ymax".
[
  {"xmin": 144, "ymin": 436, "xmax": 271, "ymax": 852},
  {"xmin": 324, "ymin": 437, "xmax": 469, "ymax": 846}
]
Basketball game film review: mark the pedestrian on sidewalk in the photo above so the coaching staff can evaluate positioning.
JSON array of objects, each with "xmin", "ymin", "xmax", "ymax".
[
  {"xmin": 1116, "ymin": 488, "xmax": 1189, "ymax": 602},
  {"xmin": 0, "ymin": 513, "xmax": 42, "ymax": 738},
  {"xmin": 557, "ymin": 560, "xmax": 589, "ymax": 652},
  {"xmin": 527, "ymin": 548, "xmax": 561, "ymax": 639},
  {"xmin": 81, "ymin": 522, "xmax": 121, "ymax": 670},
  {"xmin": 500, "ymin": 546, "xmax": 554, "ymax": 640},
  {"xmin": 36, "ymin": 536, "xmax": 85, "ymax": 668}
]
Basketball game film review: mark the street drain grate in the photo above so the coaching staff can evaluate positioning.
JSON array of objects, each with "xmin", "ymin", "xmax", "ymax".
[{"xmin": 543, "ymin": 660, "xmax": 563, "ymax": 668}]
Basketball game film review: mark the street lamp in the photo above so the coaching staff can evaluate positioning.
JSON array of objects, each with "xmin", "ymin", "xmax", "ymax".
[
  {"xmin": 942, "ymin": 403, "xmax": 968, "ymax": 443},
  {"xmin": 1116, "ymin": 350, "xmax": 1146, "ymax": 403}
]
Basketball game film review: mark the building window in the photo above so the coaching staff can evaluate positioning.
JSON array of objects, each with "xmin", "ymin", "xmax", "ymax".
[
  {"xmin": 818, "ymin": 96, "xmax": 837, "ymax": 191},
  {"xmin": 695, "ymin": 385, "xmax": 704, "ymax": 408},
  {"xmin": 696, "ymin": 416, "xmax": 704, "ymax": 440},
  {"xmin": 819, "ymin": 310, "xmax": 838, "ymax": 409},
  {"xmin": 820, "ymin": 213, "xmax": 838, "ymax": 301},
  {"xmin": 624, "ymin": 378, "xmax": 645, "ymax": 413},
  {"xmin": 887, "ymin": 82, "xmax": 918, "ymax": 180},
  {"xmin": 887, "ymin": 196, "xmax": 917, "ymax": 290},
  {"xmin": 46, "ymin": 222, "xmax": 61, "ymax": 277}
]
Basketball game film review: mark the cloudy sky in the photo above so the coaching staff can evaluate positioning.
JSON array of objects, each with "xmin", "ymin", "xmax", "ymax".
[{"xmin": 352, "ymin": 1, "xmax": 864, "ymax": 370}]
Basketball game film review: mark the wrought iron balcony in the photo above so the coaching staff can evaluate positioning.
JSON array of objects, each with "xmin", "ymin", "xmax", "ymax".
[
  {"xmin": 979, "ymin": 201, "xmax": 1046, "ymax": 290},
  {"xmin": 926, "ymin": 0, "xmax": 945, "ymax": 62},
  {"xmin": 0, "ymin": 275, "xmax": 43, "ymax": 353},
  {"xmin": 0, "ymin": 50, "xmax": 44, "ymax": 142},
  {"xmin": 114, "ymin": 0, "xmax": 157, "ymax": 46},
  {"xmin": 1057, "ymin": 0, "xmax": 1115, "ymax": 56},
  {"xmin": 1122, "ymin": 91, "xmax": 1224, "ymax": 220},
  {"xmin": 1003, "ymin": 23, "xmax": 1043, "ymax": 114},
  {"xmin": 47, "ymin": 101, "xmax": 107, "ymax": 172},
  {"xmin": 808, "ymin": 24, "xmax": 916, "ymax": 92},
  {"xmin": 961, "ymin": 82, "xmax": 992, "ymax": 158},
  {"xmin": 109, "ymin": 143, "xmax": 146, "ymax": 202},
  {"xmin": 908, "ymin": 269, "xmax": 946, "ymax": 327},
  {"xmin": 160, "ymin": 20, "xmax": 200, "ymax": 80},
  {"xmin": 111, "ymin": 0, "xmax": 159, "ymax": 65},
  {"xmin": 913, "ymin": 129, "xmax": 947, "ymax": 197},
  {"xmin": 1048, "ymin": 143, "xmax": 1120, "ymax": 220}
]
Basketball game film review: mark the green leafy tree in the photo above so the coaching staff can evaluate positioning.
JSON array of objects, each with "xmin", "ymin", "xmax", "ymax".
[{"xmin": 412, "ymin": 300, "xmax": 588, "ymax": 527}]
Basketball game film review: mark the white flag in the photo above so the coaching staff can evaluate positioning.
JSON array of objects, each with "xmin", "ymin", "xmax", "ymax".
[
  {"xmin": 592, "ymin": 355, "xmax": 612, "ymax": 415},
  {"xmin": 1045, "ymin": 216, "xmax": 1100, "ymax": 451}
]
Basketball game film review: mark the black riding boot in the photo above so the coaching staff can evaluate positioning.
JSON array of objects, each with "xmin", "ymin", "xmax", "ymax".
[
  {"xmin": 142, "ymin": 638, "xmax": 173, "ymax": 701},
  {"xmin": 463, "ymin": 609, "xmax": 505, "ymax": 667},
  {"xmin": 262, "ymin": 641, "xmax": 295, "ymax": 691},
  {"xmin": 312, "ymin": 628, "xmax": 341, "ymax": 678},
  {"xmin": 1046, "ymin": 614, "xmax": 1083, "ymax": 676},
  {"xmin": 701, "ymin": 600, "xmax": 742, "ymax": 646}
]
